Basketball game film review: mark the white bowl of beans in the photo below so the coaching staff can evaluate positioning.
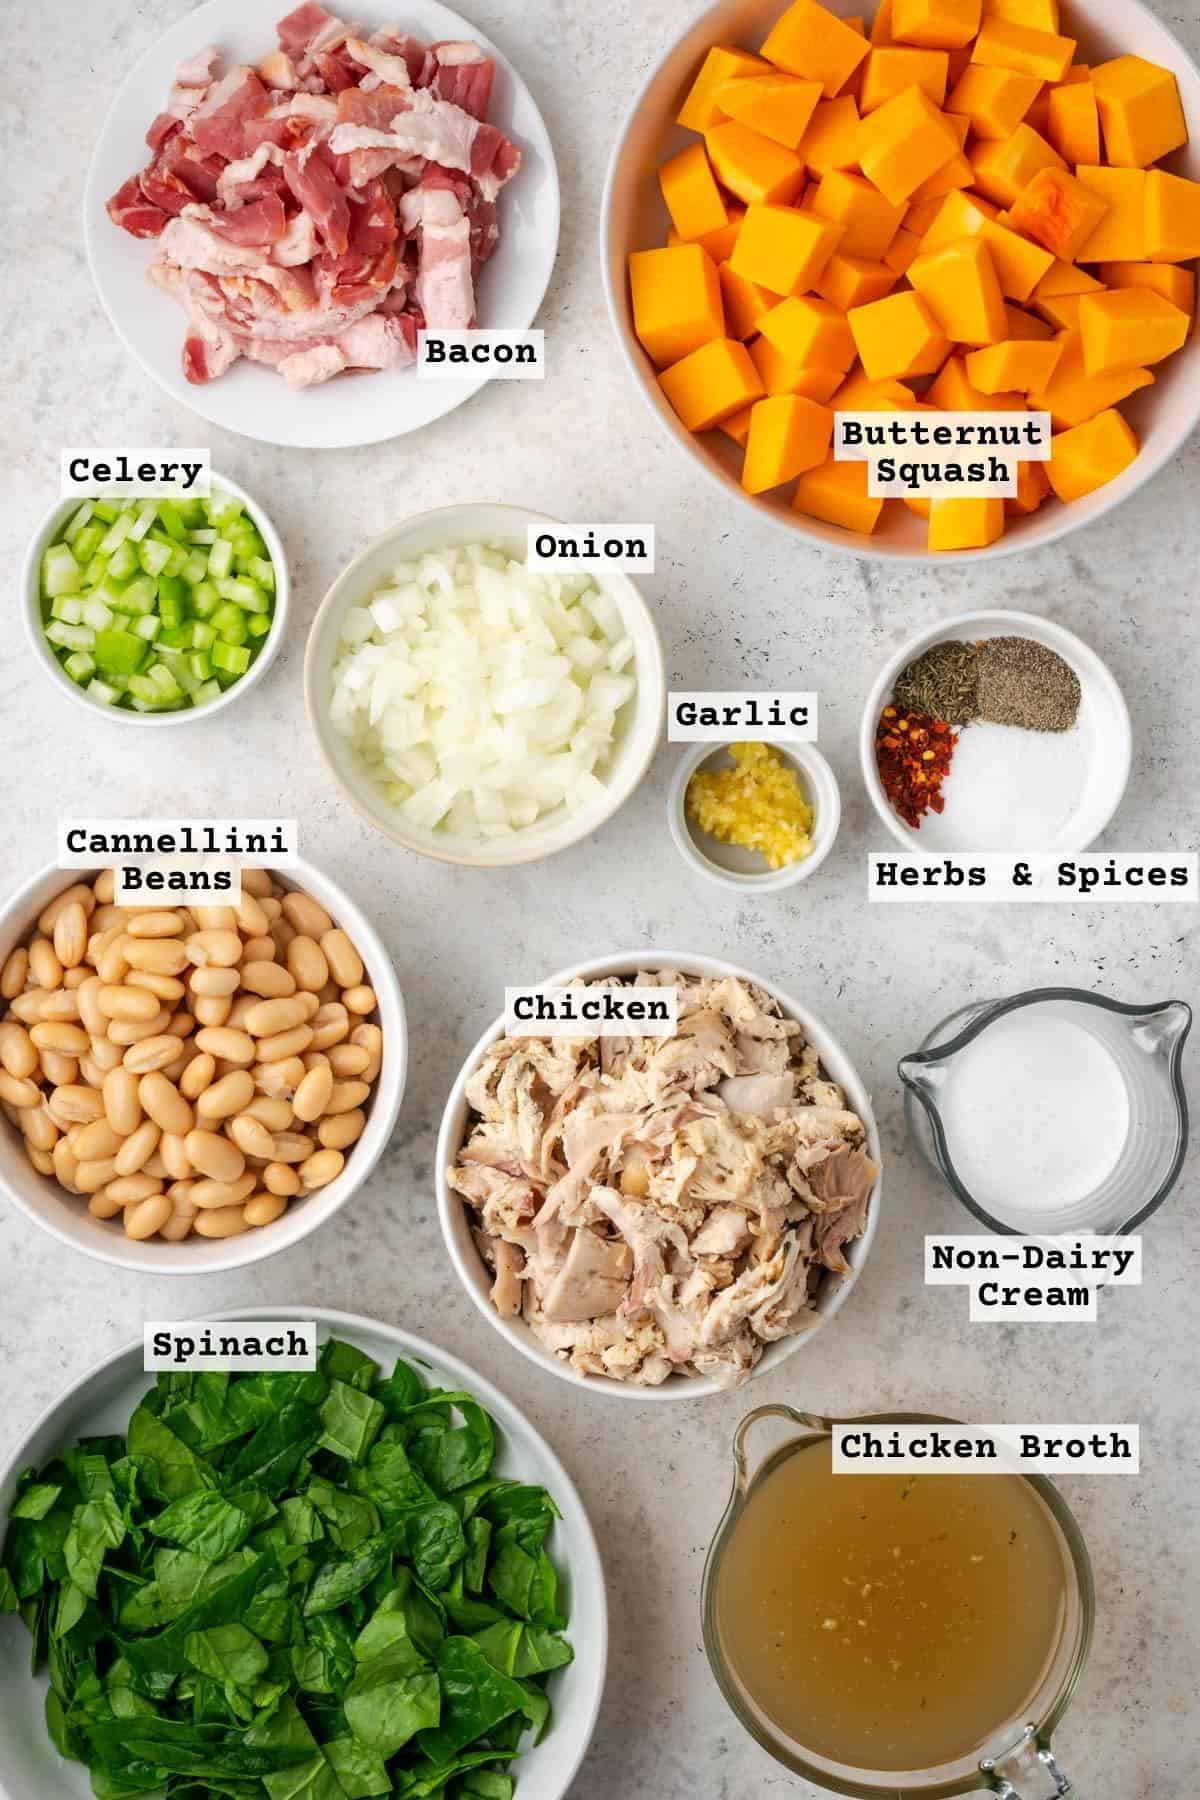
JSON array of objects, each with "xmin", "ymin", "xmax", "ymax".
[{"xmin": 0, "ymin": 859, "xmax": 407, "ymax": 1272}]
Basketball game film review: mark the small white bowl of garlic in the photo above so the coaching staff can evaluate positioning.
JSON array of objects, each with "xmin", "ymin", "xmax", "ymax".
[{"xmin": 668, "ymin": 741, "xmax": 843, "ymax": 893}]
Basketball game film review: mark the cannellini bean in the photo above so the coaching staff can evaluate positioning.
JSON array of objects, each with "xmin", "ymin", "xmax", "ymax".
[
  {"xmin": 7, "ymin": 993, "xmax": 46, "ymax": 1024},
  {"xmin": 38, "ymin": 988, "xmax": 81, "ymax": 1022},
  {"xmin": 113, "ymin": 1120, "xmax": 162, "ymax": 1177},
  {"xmin": 142, "ymin": 1150, "xmax": 170, "ymax": 1179},
  {"xmin": 190, "ymin": 1173, "xmax": 256, "ymax": 1209},
  {"xmin": 29, "ymin": 939, "xmax": 63, "ymax": 990},
  {"xmin": 328, "ymin": 1043, "xmax": 371, "ymax": 1079},
  {"xmin": 139, "ymin": 1072, "xmax": 193, "ymax": 1136},
  {"xmin": 193, "ymin": 1205, "xmax": 250, "ymax": 1238},
  {"xmin": 39, "ymin": 1050, "xmax": 78, "ymax": 1087},
  {"xmin": 244, "ymin": 996, "xmax": 309, "ymax": 1038},
  {"xmin": 230, "ymin": 1113, "xmax": 276, "ymax": 1160},
  {"xmin": 311, "ymin": 1003, "xmax": 350, "ymax": 1051},
  {"xmin": 263, "ymin": 1161, "xmax": 301, "ymax": 1196},
  {"xmin": 325, "ymin": 1080, "xmax": 370, "ymax": 1115},
  {"xmin": 73, "ymin": 1118, "xmax": 125, "ymax": 1163},
  {"xmin": 92, "ymin": 870, "xmax": 116, "ymax": 904},
  {"xmin": 196, "ymin": 1070, "xmax": 255, "ymax": 1122},
  {"xmin": 241, "ymin": 937, "xmax": 278, "ymax": 965},
  {"xmin": 77, "ymin": 976, "xmax": 107, "ymax": 1037},
  {"xmin": 53, "ymin": 902, "xmax": 88, "ymax": 969},
  {"xmin": 48, "ymin": 1084, "xmax": 105, "ymax": 1124},
  {"xmin": 320, "ymin": 929, "xmax": 364, "ymax": 990},
  {"xmin": 22, "ymin": 1104, "xmax": 61, "ymax": 1151},
  {"xmin": 125, "ymin": 1194, "xmax": 172, "ymax": 1239},
  {"xmin": 1, "ymin": 948, "xmax": 29, "ymax": 999},
  {"xmin": 240, "ymin": 959, "xmax": 294, "ymax": 998},
  {"xmin": 28, "ymin": 1145, "xmax": 55, "ymax": 1175},
  {"xmin": 123, "ymin": 1034, "xmax": 186, "ymax": 1075},
  {"xmin": 76, "ymin": 1156, "xmax": 119, "ymax": 1194},
  {"xmin": 167, "ymin": 1011, "xmax": 195, "ymax": 1038},
  {"xmin": 192, "ymin": 906, "xmax": 238, "ymax": 932},
  {"xmin": 97, "ymin": 938, "xmax": 130, "ymax": 985},
  {"xmin": 161, "ymin": 1133, "xmax": 193, "ymax": 1181},
  {"xmin": 281, "ymin": 891, "xmax": 333, "ymax": 937},
  {"xmin": 184, "ymin": 1129, "xmax": 245, "ymax": 1184},
  {"xmin": 124, "ymin": 937, "xmax": 189, "ymax": 976},
  {"xmin": 159, "ymin": 1212, "xmax": 194, "ymax": 1241},
  {"xmin": 98, "ymin": 984, "xmax": 160, "ymax": 1022},
  {"xmin": 235, "ymin": 893, "xmax": 269, "ymax": 938},
  {"xmin": 108, "ymin": 1011, "xmax": 172, "ymax": 1046},
  {"xmin": 296, "ymin": 991, "xmax": 320, "ymax": 1021},
  {"xmin": 125, "ymin": 911, "xmax": 185, "ymax": 939},
  {"xmin": 192, "ymin": 993, "xmax": 231, "ymax": 1033},
  {"xmin": 52, "ymin": 1137, "xmax": 82, "ymax": 1192},
  {"xmin": 270, "ymin": 1131, "xmax": 315, "ymax": 1164},
  {"xmin": 342, "ymin": 985, "xmax": 377, "ymax": 1016},
  {"xmin": 244, "ymin": 1096, "xmax": 293, "ymax": 1132},
  {"xmin": 241, "ymin": 870, "xmax": 273, "ymax": 898},
  {"xmin": 39, "ymin": 885, "xmax": 96, "ymax": 934},
  {"xmin": 255, "ymin": 1024, "xmax": 314, "ymax": 1062},
  {"xmin": 103, "ymin": 1067, "xmax": 142, "ymax": 1135},
  {"xmin": 180, "ymin": 1053, "xmax": 216, "ymax": 1100},
  {"xmin": 254, "ymin": 1056, "xmax": 306, "ymax": 1098},
  {"xmin": 0, "ymin": 1023, "xmax": 38, "ymax": 1081},
  {"xmin": 293, "ymin": 1064, "xmax": 333, "ymax": 1123},
  {"xmin": 107, "ymin": 1172, "xmax": 164, "ymax": 1205},
  {"xmin": 194, "ymin": 1026, "xmax": 256, "ymax": 1066},
  {"xmin": 31, "ymin": 1022, "xmax": 90, "ymax": 1056},
  {"xmin": 89, "ymin": 1037, "xmax": 124, "ymax": 1073},
  {"xmin": 78, "ymin": 1055, "xmax": 108, "ymax": 1090},
  {"xmin": 63, "ymin": 966, "xmax": 89, "ymax": 989},
  {"xmin": 299, "ymin": 1148, "xmax": 343, "ymax": 1188},
  {"xmin": 186, "ymin": 929, "xmax": 242, "ymax": 969},
  {"xmin": 190, "ymin": 966, "xmax": 240, "ymax": 998},
  {"xmin": 127, "ymin": 971, "xmax": 186, "ymax": 1004},
  {"xmin": 287, "ymin": 936, "xmax": 329, "ymax": 993},
  {"xmin": 350, "ymin": 1024, "xmax": 383, "ymax": 1082},
  {"xmin": 318, "ymin": 1107, "xmax": 366, "ymax": 1150},
  {"xmin": 88, "ymin": 1188, "xmax": 125, "ymax": 1220},
  {"xmin": 244, "ymin": 1191, "xmax": 288, "ymax": 1227}
]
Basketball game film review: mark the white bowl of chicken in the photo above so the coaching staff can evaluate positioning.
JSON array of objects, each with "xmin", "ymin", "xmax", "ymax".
[{"xmin": 436, "ymin": 952, "xmax": 881, "ymax": 1398}]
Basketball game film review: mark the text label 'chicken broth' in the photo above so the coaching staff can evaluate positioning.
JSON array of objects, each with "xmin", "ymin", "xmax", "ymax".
[{"xmin": 449, "ymin": 972, "xmax": 879, "ymax": 1388}]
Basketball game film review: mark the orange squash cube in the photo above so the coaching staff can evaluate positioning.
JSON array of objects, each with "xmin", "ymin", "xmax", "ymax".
[
  {"xmin": 762, "ymin": 0, "xmax": 871, "ymax": 97},
  {"xmin": 793, "ymin": 456, "xmax": 886, "ymax": 532},
  {"xmin": 920, "ymin": 190, "xmax": 1054, "ymax": 300},
  {"xmin": 983, "ymin": 0, "xmax": 1060, "ymax": 30},
  {"xmin": 1003, "ymin": 302, "xmax": 1055, "ymax": 338},
  {"xmin": 883, "ymin": 226, "xmax": 924, "ymax": 274},
  {"xmin": 946, "ymin": 64, "xmax": 1040, "ymax": 138},
  {"xmin": 628, "ymin": 245, "xmax": 725, "ymax": 368},
  {"xmin": 705, "ymin": 121, "xmax": 806, "ymax": 206},
  {"xmin": 1008, "ymin": 167, "xmax": 1109, "ymax": 261},
  {"xmin": 860, "ymin": 46, "xmax": 949, "ymax": 111},
  {"xmin": 1031, "ymin": 261, "xmax": 1105, "ymax": 331},
  {"xmin": 816, "ymin": 252, "xmax": 898, "ymax": 308},
  {"xmin": 759, "ymin": 295, "xmax": 857, "ymax": 372},
  {"xmin": 659, "ymin": 337, "xmax": 764, "ymax": 430},
  {"xmin": 1077, "ymin": 288, "xmax": 1189, "ymax": 374},
  {"xmin": 927, "ymin": 351, "xmax": 1025, "ymax": 408},
  {"xmin": 1047, "ymin": 408, "xmax": 1138, "ymax": 500},
  {"xmin": 1045, "ymin": 79, "xmax": 1100, "ymax": 166},
  {"xmin": 1028, "ymin": 329, "xmax": 1153, "ymax": 425},
  {"xmin": 714, "ymin": 73, "xmax": 823, "ymax": 148},
  {"xmin": 831, "ymin": 367, "xmax": 915, "ymax": 408},
  {"xmin": 1091, "ymin": 56, "xmax": 1188, "ymax": 168},
  {"xmin": 659, "ymin": 144, "xmax": 730, "ymax": 243},
  {"xmin": 964, "ymin": 336, "xmax": 1064, "ymax": 389},
  {"xmin": 892, "ymin": 0, "xmax": 981, "ymax": 51},
  {"xmin": 908, "ymin": 238, "xmax": 1008, "ymax": 343},
  {"xmin": 718, "ymin": 261, "xmax": 778, "ymax": 338},
  {"xmin": 872, "ymin": 0, "xmax": 896, "ymax": 43},
  {"xmin": 1144, "ymin": 171, "xmax": 1200, "ymax": 263},
  {"xmin": 668, "ymin": 206, "xmax": 746, "ymax": 263},
  {"xmin": 968, "ymin": 124, "xmax": 1064, "ymax": 207},
  {"xmin": 719, "ymin": 405, "xmax": 755, "ymax": 446},
  {"xmin": 1098, "ymin": 261, "xmax": 1195, "ymax": 318},
  {"xmin": 971, "ymin": 18, "xmax": 1076, "ymax": 84},
  {"xmin": 729, "ymin": 203, "xmax": 844, "ymax": 295},
  {"xmin": 748, "ymin": 336, "xmax": 844, "ymax": 399},
  {"xmin": 742, "ymin": 394, "xmax": 836, "ymax": 491},
  {"xmin": 857, "ymin": 85, "xmax": 961, "ymax": 205},
  {"xmin": 1073, "ymin": 167, "xmax": 1145, "ymax": 262},
  {"xmin": 798, "ymin": 96, "xmax": 863, "ymax": 173},
  {"xmin": 1006, "ymin": 458, "xmax": 1051, "ymax": 514},
  {"xmin": 677, "ymin": 46, "xmax": 771, "ymax": 134},
  {"xmin": 848, "ymin": 289, "xmax": 951, "ymax": 377},
  {"xmin": 928, "ymin": 496, "xmax": 1005, "ymax": 550},
  {"xmin": 808, "ymin": 169, "xmax": 906, "ymax": 259}
]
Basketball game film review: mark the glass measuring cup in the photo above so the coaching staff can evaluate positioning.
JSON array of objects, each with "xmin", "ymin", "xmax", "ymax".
[
  {"xmin": 702, "ymin": 1405, "xmax": 1094, "ymax": 1798},
  {"xmin": 898, "ymin": 989, "xmax": 1190, "ymax": 1235}
]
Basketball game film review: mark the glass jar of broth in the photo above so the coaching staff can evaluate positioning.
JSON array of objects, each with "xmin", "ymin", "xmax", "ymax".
[{"xmin": 702, "ymin": 1405, "xmax": 1094, "ymax": 1797}]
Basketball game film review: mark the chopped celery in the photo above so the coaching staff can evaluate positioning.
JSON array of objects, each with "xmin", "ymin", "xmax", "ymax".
[
  {"xmin": 208, "ymin": 538, "xmax": 234, "ymax": 580},
  {"xmin": 158, "ymin": 624, "xmax": 192, "ymax": 650},
  {"xmin": 73, "ymin": 523, "xmax": 105, "ymax": 563},
  {"xmin": 94, "ymin": 629, "xmax": 148, "ymax": 676},
  {"xmin": 188, "ymin": 528, "xmax": 218, "ymax": 545},
  {"xmin": 188, "ymin": 650, "xmax": 213, "ymax": 681},
  {"xmin": 50, "ymin": 597, "xmax": 84, "ymax": 625},
  {"xmin": 97, "ymin": 513, "xmax": 134, "ymax": 556},
  {"xmin": 217, "ymin": 577, "xmax": 267, "ymax": 612},
  {"xmin": 80, "ymin": 598, "xmax": 114, "ymax": 632},
  {"xmin": 190, "ymin": 582, "xmax": 220, "ymax": 618},
  {"xmin": 158, "ymin": 576, "xmax": 187, "ymax": 628},
  {"xmin": 155, "ymin": 501, "xmax": 188, "ymax": 542},
  {"xmin": 133, "ymin": 615, "xmax": 161, "ymax": 642},
  {"xmin": 211, "ymin": 601, "xmax": 247, "ymax": 645},
  {"xmin": 86, "ymin": 678, "xmax": 120, "ymax": 704},
  {"xmin": 107, "ymin": 541, "xmax": 139, "ymax": 580},
  {"xmin": 247, "ymin": 557, "xmax": 276, "ymax": 589},
  {"xmin": 111, "ymin": 577, "xmax": 157, "ymax": 616},
  {"xmin": 181, "ymin": 550, "xmax": 210, "ymax": 586},
  {"xmin": 64, "ymin": 651, "xmax": 96, "ymax": 684},
  {"xmin": 191, "ymin": 621, "xmax": 217, "ymax": 650},
  {"xmin": 208, "ymin": 491, "xmax": 244, "ymax": 526},
  {"xmin": 46, "ymin": 621, "xmax": 95, "ymax": 652},
  {"xmin": 91, "ymin": 500, "xmax": 119, "ymax": 523},
  {"xmin": 246, "ymin": 612, "xmax": 271, "ymax": 639},
  {"xmin": 42, "ymin": 544, "xmax": 81, "ymax": 598},
  {"xmin": 138, "ymin": 538, "xmax": 173, "ymax": 577},
  {"xmin": 192, "ymin": 680, "xmax": 222, "ymax": 706},
  {"xmin": 128, "ymin": 501, "xmax": 158, "ymax": 542},
  {"xmin": 62, "ymin": 503, "xmax": 94, "ymax": 543},
  {"xmin": 211, "ymin": 641, "xmax": 251, "ymax": 676}
]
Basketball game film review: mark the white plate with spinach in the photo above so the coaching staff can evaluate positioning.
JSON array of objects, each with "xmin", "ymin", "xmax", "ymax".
[{"xmin": 0, "ymin": 1307, "xmax": 606, "ymax": 1800}]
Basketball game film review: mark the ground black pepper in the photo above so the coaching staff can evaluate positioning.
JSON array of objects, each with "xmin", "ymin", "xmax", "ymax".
[{"xmin": 975, "ymin": 637, "xmax": 1081, "ymax": 732}]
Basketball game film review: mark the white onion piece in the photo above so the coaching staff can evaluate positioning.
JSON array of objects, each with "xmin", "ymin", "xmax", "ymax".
[{"xmin": 330, "ymin": 544, "xmax": 636, "ymax": 836}]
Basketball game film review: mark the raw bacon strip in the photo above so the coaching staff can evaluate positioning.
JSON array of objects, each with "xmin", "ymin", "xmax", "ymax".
[
  {"xmin": 344, "ymin": 37, "xmax": 414, "ymax": 90},
  {"xmin": 314, "ymin": 49, "xmax": 358, "ymax": 91},
  {"xmin": 191, "ymin": 67, "xmax": 271, "ymax": 161},
  {"xmin": 259, "ymin": 51, "xmax": 300, "ymax": 90},
  {"xmin": 283, "ymin": 144, "xmax": 350, "ymax": 255},
  {"xmin": 431, "ymin": 42, "xmax": 495, "ymax": 120},
  {"xmin": 276, "ymin": 2, "xmax": 337, "ymax": 57},
  {"xmin": 203, "ymin": 193, "xmax": 288, "ymax": 245},
  {"xmin": 107, "ymin": 174, "xmax": 171, "ymax": 239},
  {"xmin": 176, "ymin": 47, "xmax": 221, "ymax": 87},
  {"xmin": 330, "ymin": 90, "xmax": 520, "ymax": 201},
  {"xmin": 146, "ymin": 113, "xmax": 182, "ymax": 153},
  {"xmin": 401, "ymin": 181, "xmax": 475, "ymax": 329}
]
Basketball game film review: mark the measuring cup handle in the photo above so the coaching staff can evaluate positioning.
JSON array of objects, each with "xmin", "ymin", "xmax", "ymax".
[{"xmin": 985, "ymin": 1732, "xmax": 1079, "ymax": 1798}]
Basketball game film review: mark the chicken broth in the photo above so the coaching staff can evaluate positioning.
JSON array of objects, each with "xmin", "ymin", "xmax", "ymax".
[{"xmin": 714, "ymin": 1437, "xmax": 1069, "ymax": 1774}]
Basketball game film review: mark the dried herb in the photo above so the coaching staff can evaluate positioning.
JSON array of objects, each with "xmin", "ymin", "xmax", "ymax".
[
  {"xmin": 892, "ymin": 641, "xmax": 980, "ymax": 725},
  {"xmin": 976, "ymin": 637, "xmax": 1081, "ymax": 732},
  {"xmin": 874, "ymin": 707, "xmax": 958, "ymax": 827}
]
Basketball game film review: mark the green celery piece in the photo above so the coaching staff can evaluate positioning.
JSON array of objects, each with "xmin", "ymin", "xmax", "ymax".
[
  {"xmin": 211, "ymin": 641, "xmax": 251, "ymax": 677},
  {"xmin": 181, "ymin": 549, "xmax": 211, "ymax": 586},
  {"xmin": 42, "ymin": 543, "xmax": 81, "ymax": 598},
  {"xmin": 92, "ymin": 499, "xmax": 119, "ymax": 522},
  {"xmin": 97, "ymin": 512, "xmax": 134, "ymax": 555},
  {"xmin": 158, "ymin": 576, "xmax": 188, "ymax": 628},
  {"xmin": 80, "ymin": 598, "xmax": 114, "ymax": 631},
  {"xmin": 133, "ymin": 615, "xmax": 161, "ymax": 642},
  {"xmin": 190, "ymin": 581, "xmax": 220, "ymax": 618},
  {"xmin": 188, "ymin": 651, "xmax": 213, "ymax": 681},
  {"xmin": 94, "ymin": 629, "xmax": 149, "ymax": 677},
  {"xmin": 50, "ymin": 596, "xmax": 84, "ymax": 624},
  {"xmin": 107, "ymin": 541, "xmax": 139, "ymax": 581},
  {"xmin": 247, "ymin": 613, "xmax": 271, "ymax": 639},
  {"xmin": 111, "ymin": 576, "xmax": 157, "ymax": 617},
  {"xmin": 147, "ymin": 662, "xmax": 182, "ymax": 697},
  {"xmin": 72, "ymin": 522, "xmax": 105, "ymax": 562},
  {"xmin": 128, "ymin": 500, "xmax": 158, "ymax": 542},
  {"xmin": 191, "ymin": 620, "xmax": 217, "ymax": 651},
  {"xmin": 208, "ymin": 490, "xmax": 245, "ymax": 526},
  {"xmin": 191, "ymin": 680, "xmax": 222, "ymax": 707},
  {"xmin": 208, "ymin": 538, "xmax": 234, "ymax": 580},
  {"xmin": 86, "ymin": 677, "xmax": 119, "ymax": 704},
  {"xmin": 246, "ymin": 557, "xmax": 276, "ymax": 589},
  {"xmin": 218, "ymin": 577, "xmax": 269, "ymax": 613},
  {"xmin": 46, "ymin": 621, "xmax": 95, "ymax": 653},
  {"xmin": 64, "ymin": 651, "xmax": 96, "ymax": 684},
  {"xmin": 158, "ymin": 624, "xmax": 192, "ymax": 651},
  {"xmin": 188, "ymin": 528, "xmax": 218, "ymax": 545},
  {"xmin": 62, "ymin": 501, "xmax": 94, "ymax": 542},
  {"xmin": 139, "ymin": 538, "xmax": 173, "ymax": 577},
  {"xmin": 212, "ymin": 602, "xmax": 247, "ymax": 646},
  {"xmin": 155, "ymin": 500, "xmax": 189, "ymax": 541}
]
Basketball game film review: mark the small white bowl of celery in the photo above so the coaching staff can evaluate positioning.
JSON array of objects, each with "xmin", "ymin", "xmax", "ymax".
[{"xmin": 23, "ymin": 473, "xmax": 288, "ymax": 723}]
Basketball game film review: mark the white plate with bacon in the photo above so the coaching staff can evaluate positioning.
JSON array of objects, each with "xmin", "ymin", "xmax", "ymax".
[{"xmin": 84, "ymin": 0, "xmax": 560, "ymax": 447}]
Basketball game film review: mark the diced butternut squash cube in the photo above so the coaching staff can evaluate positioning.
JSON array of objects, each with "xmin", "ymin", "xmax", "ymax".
[
  {"xmin": 892, "ymin": 0, "xmax": 981, "ymax": 51},
  {"xmin": 762, "ymin": 0, "xmax": 871, "ymax": 96},
  {"xmin": 857, "ymin": 85, "xmax": 962, "ymax": 204},
  {"xmin": 883, "ymin": 226, "xmax": 923, "ymax": 274},
  {"xmin": 964, "ymin": 336, "xmax": 1064, "ymax": 389},
  {"xmin": 628, "ymin": 245, "xmax": 725, "ymax": 368},
  {"xmin": 832, "ymin": 367, "xmax": 915, "ymax": 408},
  {"xmin": 983, "ymin": 0, "xmax": 1060, "ymax": 30},
  {"xmin": 749, "ymin": 336, "xmax": 845, "ymax": 398},
  {"xmin": 946, "ymin": 63, "xmax": 1040, "ymax": 137},
  {"xmin": 760, "ymin": 295, "xmax": 857, "ymax": 371},
  {"xmin": 872, "ymin": 0, "xmax": 896, "ymax": 44},
  {"xmin": 1003, "ymin": 302, "xmax": 1055, "ymax": 338},
  {"xmin": 927, "ymin": 351, "xmax": 1025, "ymax": 407},
  {"xmin": 1145, "ymin": 170, "xmax": 1200, "ymax": 263},
  {"xmin": 1006, "ymin": 458, "xmax": 1051, "ymax": 513},
  {"xmin": 928, "ymin": 496, "xmax": 1005, "ymax": 549},
  {"xmin": 669, "ymin": 207, "xmax": 747, "ymax": 262},
  {"xmin": 808, "ymin": 169, "xmax": 906, "ymax": 258},
  {"xmin": 659, "ymin": 144, "xmax": 730, "ymax": 243},
  {"xmin": 907, "ymin": 193, "xmax": 953, "ymax": 234},
  {"xmin": 1091, "ymin": 56, "xmax": 1188, "ymax": 168},
  {"xmin": 799, "ymin": 96, "xmax": 863, "ymax": 172},
  {"xmin": 860, "ymin": 46, "xmax": 949, "ymax": 111},
  {"xmin": 1028, "ymin": 329, "xmax": 1153, "ymax": 425},
  {"xmin": 1034, "ymin": 259, "xmax": 1104, "ymax": 299},
  {"xmin": 908, "ymin": 238, "xmax": 1008, "ymax": 343},
  {"xmin": 816, "ymin": 251, "xmax": 898, "ymax": 308},
  {"xmin": 742, "ymin": 394, "xmax": 836, "ymax": 491},
  {"xmin": 1047, "ymin": 408, "xmax": 1138, "ymax": 500},
  {"xmin": 793, "ymin": 456, "xmax": 886, "ymax": 531},
  {"xmin": 848, "ymin": 289, "xmax": 951, "ymax": 377},
  {"xmin": 908, "ymin": 146, "xmax": 974, "ymax": 204},
  {"xmin": 1008, "ymin": 167, "xmax": 1109, "ymax": 260},
  {"xmin": 1077, "ymin": 287, "xmax": 1189, "ymax": 374},
  {"xmin": 1098, "ymin": 261, "xmax": 1195, "ymax": 318},
  {"xmin": 971, "ymin": 17, "xmax": 1076, "ymax": 84},
  {"xmin": 968, "ymin": 123, "xmax": 1064, "ymax": 206},
  {"xmin": 705, "ymin": 121, "xmax": 806, "ymax": 205},
  {"xmin": 719, "ymin": 405, "xmax": 755, "ymax": 446},
  {"xmin": 920, "ymin": 189, "xmax": 1054, "ymax": 299},
  {"xmin": 729, "ymin": 204, "xmax": 843, "ymax": 298},
  {"xmin": 719, "ymin": 261, "xmax": 778, "ymax": 337},
  {"xmin": 678, "ymin": 46, "xmax": 771, "ymax": 134},
  {"xmin": 659, "ymin": 337, "xmax": 764, "ymax": 429},
  {"xmin": 1045, "ymin": 78, "xmax": 1099, "ymax": 166},
  {"xmin": 1073, "ymin": 167, "xmax": 1145, "ymax": 261},
  {"xmin": 715, "ymin": 73, "xmax": 823, "ymax": 148}
]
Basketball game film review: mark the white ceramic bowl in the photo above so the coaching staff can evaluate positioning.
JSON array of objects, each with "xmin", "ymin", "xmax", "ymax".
[
  {"xmin": 0, "ymin": 1306, "xmax": 606, "ymax": 1800},
  {"xmin": 437, "ymin": 950, "xmax": 881, "ymax": 1399},
  {"xmin": 601, "ymin": 0, "xmax": 1200, "ymax": 564},
  {"xmin": 83, "ymin": 0, "xmax": 560, "ymax": 450},
  {"xmin": 668, "ymin": 741, "xmax": 842, "ymax": 891},
  {"xmin": 860, "ymin": 608, "xmax": 1132, "ymax": 852},
  {"xmin": 22, "ymin": 472, "xmax": 289, "ymax": 728},
  {"xmin": 0, "ymin": 859, "xmax": 407, "ymax": 1273},
  {"xmin": 305, "ymin": 503, "xmax": 667, "ymax": 868}
]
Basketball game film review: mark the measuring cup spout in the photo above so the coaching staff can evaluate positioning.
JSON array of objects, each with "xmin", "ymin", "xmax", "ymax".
[
  {"xmin": 897, "ymin": 1052, "xmax": 940, "ymax": 1103},
  {"xmin": 1129, "ymin": 998, "xmax": 1193, "ymax": 1059}
]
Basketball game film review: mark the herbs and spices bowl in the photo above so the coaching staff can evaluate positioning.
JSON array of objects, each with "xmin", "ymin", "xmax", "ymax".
[
  {"xmin": 861, "ymin": 609, "xmax": 1131, "ymax": 853},
  {"xmin": 669, "ymin": 740, "xmax": 842, "ymax": 890}
]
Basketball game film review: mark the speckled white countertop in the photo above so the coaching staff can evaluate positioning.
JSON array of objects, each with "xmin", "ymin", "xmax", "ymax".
[{"xmin": 2, "ymin": 0, "xmax": 1199, "ymax": 1794}]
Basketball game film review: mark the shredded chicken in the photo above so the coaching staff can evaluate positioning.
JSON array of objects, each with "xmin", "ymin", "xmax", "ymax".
[{"xmin": 450, "ymin": 975, "xmax": 879, "ymax": 1388}]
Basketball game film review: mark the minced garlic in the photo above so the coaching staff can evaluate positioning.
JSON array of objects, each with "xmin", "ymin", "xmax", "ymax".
[{"xmin": 686, "ymin": 742, "xmax": 814, "ymax": 871}]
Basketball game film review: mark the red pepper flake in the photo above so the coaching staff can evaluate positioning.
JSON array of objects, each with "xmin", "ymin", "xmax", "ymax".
[{"xmin": 874, "ymin": 706, "xmax": 957, "ymax": 828}]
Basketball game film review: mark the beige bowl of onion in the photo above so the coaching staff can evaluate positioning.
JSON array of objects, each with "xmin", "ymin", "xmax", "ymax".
[{"xmin": 305, "ymin": 504, "xmax": 667, "ymax": 867}]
